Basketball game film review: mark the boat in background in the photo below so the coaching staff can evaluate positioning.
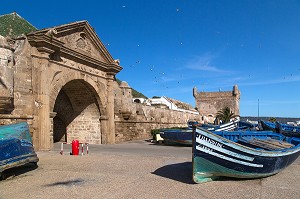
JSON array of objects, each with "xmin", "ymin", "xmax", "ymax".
[
  {"xmin": 192, "ymin": 127, "xmax": 300, "ymax": 183},
  {"xmin": 200, "ymin": 117, "xmax": 240, "ymax": 131},
  {"xmin": 259, "ymin": 120, "xmax": 300, "ymax": 138},
  {"xmin": 276, "ymin": 122, "xmax": 300, "ymax": 138},
  {"xmin": 259, "ymin": 120, "xmax": 276, "ymax": 131},
  {"xmin": 0, "ymin": 122, "xmax": 39, "ymax": 179},
  {"xmin": 159, "ymin": 127, "xmax": 193, "ymax": 146},
  {"xmin": 237, "ymin": 120, "xmax": 257, "ymax": 130}
]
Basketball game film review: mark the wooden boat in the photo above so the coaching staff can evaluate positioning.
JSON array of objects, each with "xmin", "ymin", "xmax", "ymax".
[
  {"xmin": 259, "ymin": 120, "xmax": 276, "ymax": 131},
  {"xmin": 200, "ymin": 117, "xmax": 240, "ymax": 131},
  {"xmin": 260, "ymin": 120, "xmax": 300, "ymax": 138},
  {"xmin": 277, "ymin": 122, "xmax": 300, "ymax": 137},
  {"xmin": 237, "ymin": 120, "xmax": 257, "ymax": 130},
  {"xmin": 192, "ymin": 127, "xmax": 300, "ymax": 183},
  {"xmin": 159, "ymin": 128, "xmax": 193, "ymax": 146},
  {"xmin": 0, "ymin": 122, "xmax": 39, "ymax": 179}
]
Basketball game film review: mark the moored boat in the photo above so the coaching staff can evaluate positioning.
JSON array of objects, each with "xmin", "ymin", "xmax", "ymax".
[
  {"xmin": 276, "ymin": 122, "xmax": 300, "ymax": 138},
  {"xmin": 159, "ymin": 128, "xmax": 193, "ymax": 146},
  {"xmin": 0, "ymin": 122, "xmax": 39, "ymax": 179},
  {"xmin": 238, "ymin": 120, "xmax": 257, "ymax": 130},
  {"xmin": 200, "ymin": 117, "xmax": 240, "ymax": 131},
  {"xmin": 259, "ymin": 120, "xmax": 300, "ymax": 138},
  {"xmin": 192, "ymin": 127, "xmax": 300, "ymax": 183},
  {"xmin": 259, "ymin": 120, "xmax": 276, "ymax": 131}
]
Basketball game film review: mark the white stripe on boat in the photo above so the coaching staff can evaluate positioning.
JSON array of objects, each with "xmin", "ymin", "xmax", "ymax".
[
  {"xmin": 195, "ymin": 128, "xmax": 300, "ymax": 157},
  {"xmin": 214, "ymin": 124, "xmax": 236, "ymax": 131},
  {"xmin": 196, "ymin": 137, "xmax": 254, "ymax": 161},
  {"xmin": 196, "ymin": 145, "xmax": 263, "ymax": 168}
]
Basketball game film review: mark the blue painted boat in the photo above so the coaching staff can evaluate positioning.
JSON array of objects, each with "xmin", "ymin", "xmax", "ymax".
[
  {"xmin": 277, "ymin": 123, "xmax": 300, "ymax": 137},
  {"xmin": 200, "ymin": 117, "xmax": 240, "ymax": 131},
  {"xmin": 259, "ymin": 120, "xmax": 276, "ymax": 131},
  {"xmin": 260, "ymin": 120, "xmax": 300, "ymax": 138},
  {"xmin": 0, "ymin": 122, "xmax": 39, "ymax": 179},
  {"xmin": 237, "ymin": 120, "xmax": 257, "ymax": 130},
  {"xmin": 192, "ymin": 127, "xmax": 300, "ymax": 183},
  {"xmin": 159, "ymin": 128, "xmax": 193, "ymax": 146}
]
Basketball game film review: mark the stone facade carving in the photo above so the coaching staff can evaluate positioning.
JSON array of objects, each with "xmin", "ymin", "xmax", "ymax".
[{"xmin": 0, "ymin": 35, "xmax": 14, "ymax": 113}]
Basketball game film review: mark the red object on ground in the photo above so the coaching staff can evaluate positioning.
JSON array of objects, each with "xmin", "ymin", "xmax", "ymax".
[{"xmin": 71, "ymin": 140, "xmax": 79, "ymax": 155}]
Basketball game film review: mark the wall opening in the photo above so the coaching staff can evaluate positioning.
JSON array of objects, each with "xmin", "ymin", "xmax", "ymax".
[{"xmin": 52, "ymin": 79, "xmax": 101, "ymax": 144}]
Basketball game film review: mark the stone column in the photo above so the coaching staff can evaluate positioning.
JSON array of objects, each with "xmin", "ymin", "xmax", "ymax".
[
  {"xmin": 33, "ymin": 50, "xmax": 53, "ymax": 150},
  {"xmin": 49, "ymin": 112, "xmax": 57, "ymax": 148},
  {"xmin": 100, "ymin": 115, "xmax": 108, "ymax": 144},
  {"xmin": 106, "ymin": 76, "xmax": 115, "ymax": 144}
]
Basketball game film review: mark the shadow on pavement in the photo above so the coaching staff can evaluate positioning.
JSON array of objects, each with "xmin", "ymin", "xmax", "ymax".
[
  {"xmin": 1, "ymin": 163, "xmax": 38, "ymax": 180},
  {"xmin": 152, "ymin": 162, "xmax": 194, "ymax": 184}
]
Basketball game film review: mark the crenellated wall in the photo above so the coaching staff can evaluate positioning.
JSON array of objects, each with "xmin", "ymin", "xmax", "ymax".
[{"xmin": 193, "ymin": 85, "xmax": 240, "ymax": 123}]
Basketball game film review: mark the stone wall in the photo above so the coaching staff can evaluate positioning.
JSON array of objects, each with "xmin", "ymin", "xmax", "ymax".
[
  {"xmin": 115, "ymin": 104, "xmax": 200, "ymax": 142},
  {"xmin": 113, "ymin": 82, "xmax": 200, "ymax": 142}
]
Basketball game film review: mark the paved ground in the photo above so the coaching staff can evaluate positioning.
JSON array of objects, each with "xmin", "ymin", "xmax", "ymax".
[{"xmin": 0, "ymin": 140, "xmax": 300, "ymax": 199}]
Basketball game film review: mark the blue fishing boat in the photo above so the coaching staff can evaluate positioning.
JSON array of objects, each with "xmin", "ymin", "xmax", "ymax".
[
  {"xmin": 259, "ymin": 120, "xmax": 276, "ymax": 131},
  {"xmin": 260, "ymin": 120, "xmax": 300, "ymax": 138},
  {"xmin": 200, "ymin": 117, "xmax": 240, "ymax": 131},
  {"xmin": 0, "ymin": 122, "xmax": 39, "ymax": 179},
  {"xmin": 192, "ymin": 127, "xmax": 300, "ymax": 183},
  {"xmin": 159, "ymin": 128, "xmax": 193, "ymax": 146},
  {"xmin": 238, "ymin": 120, "xmax": 257, "ymax": 130},
  {"xmin": 277, "ymin": 123, "xmax": 300, "ymax": 137}
]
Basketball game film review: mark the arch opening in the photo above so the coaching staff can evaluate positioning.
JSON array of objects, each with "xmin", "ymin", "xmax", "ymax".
[{"xmin": 52, "ymin": 79, "xmax": 102, "ymax": 144}]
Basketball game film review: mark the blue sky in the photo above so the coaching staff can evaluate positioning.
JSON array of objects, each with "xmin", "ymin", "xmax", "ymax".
[{"xmin": 2, "ymin": 0, "xmax": 300, "ymax": 118}]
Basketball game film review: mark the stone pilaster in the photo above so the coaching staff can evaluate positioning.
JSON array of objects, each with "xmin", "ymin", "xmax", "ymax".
[
  {"xmin": 100, "ymin": 115, "xmax": 108, "ymax": 144},
  {"xmin": 106, "ymin": 76, "xmax": 115, "ymax": 144},
  {"xmin": 33, "ymin": 50, "xmax": 53, "ymax": 150}
]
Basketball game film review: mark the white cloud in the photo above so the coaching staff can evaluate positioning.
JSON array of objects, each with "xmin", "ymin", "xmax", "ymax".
[{"xmin": 185, "ymin": 53, "xmax": 226, "ymax": 73}]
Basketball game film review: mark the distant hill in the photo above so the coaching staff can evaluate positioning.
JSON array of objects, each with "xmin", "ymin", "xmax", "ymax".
[
  {"xmin": 0, "ymin": 12, "xmax": 37, "ymax": 38},
  {"xmin": 116, "ymin": 79, "xmax": 148, "ymax": 99}
]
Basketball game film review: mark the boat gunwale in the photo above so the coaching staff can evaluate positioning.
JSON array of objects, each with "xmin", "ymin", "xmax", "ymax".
[{"xmin": 195, "ymin": 127, "xmax": 300, "ymax": 157}]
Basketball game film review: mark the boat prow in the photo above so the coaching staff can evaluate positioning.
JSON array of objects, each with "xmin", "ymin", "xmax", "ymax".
[{"xmin": 0, "ymin": 122, "xmax": 39, "ymax": 179}]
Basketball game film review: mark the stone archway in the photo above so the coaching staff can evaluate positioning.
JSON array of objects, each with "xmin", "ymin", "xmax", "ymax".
[{"xmin": 52, "ymin": 79, "xmax": 102, "ymax": 144}]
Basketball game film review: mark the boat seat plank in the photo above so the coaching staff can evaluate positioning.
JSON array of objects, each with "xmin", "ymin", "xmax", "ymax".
[
  {"xmin": 239, "ymin": 138, "xmax": 294, "ymax": 150},
  {"xmin": 253, "ymin": 138, "xmax": 294, "ymax": 148}
]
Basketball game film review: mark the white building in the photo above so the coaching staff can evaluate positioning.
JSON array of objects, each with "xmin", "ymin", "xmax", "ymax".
[{"xmin": 133, "ymin": 96, "xmax": 199, "ymax": 115}]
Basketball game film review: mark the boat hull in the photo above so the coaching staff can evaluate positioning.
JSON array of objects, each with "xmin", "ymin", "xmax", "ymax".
[
  {"xmin": 0, "ymin": 122, "xmax": 39, "ymax": 177},
  {"xmin": 160, "ymin": 128, "xmax": 192, "ymax": 146},
  {"xmin": 192, "ymin": 127, "xmax": 300, "ymax": 183}
]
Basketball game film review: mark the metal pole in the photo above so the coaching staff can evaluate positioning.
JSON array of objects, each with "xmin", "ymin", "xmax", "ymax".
[{"xmin": 258, "ymin": 99, "xmax": 260, "ymax": 119}]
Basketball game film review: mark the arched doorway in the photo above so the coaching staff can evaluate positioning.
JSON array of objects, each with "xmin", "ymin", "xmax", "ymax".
[{"xmin": 52, "ymin": 79, "xmax": 101, "ymax": 144}]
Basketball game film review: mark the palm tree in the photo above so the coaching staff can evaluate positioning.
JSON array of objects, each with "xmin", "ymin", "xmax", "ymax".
[{"xmin": 216, "ymin": 107, "xmax": 238, "ymax": 123}]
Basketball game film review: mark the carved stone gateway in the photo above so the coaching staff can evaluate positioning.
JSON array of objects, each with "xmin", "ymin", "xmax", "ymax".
[
  {"xmin": 1, "ymin": 14, "xmax": 203, "ymax": 150},
  {"xmin": 0, "ymin": 21, "xmax": 122, "ymax": 150}
]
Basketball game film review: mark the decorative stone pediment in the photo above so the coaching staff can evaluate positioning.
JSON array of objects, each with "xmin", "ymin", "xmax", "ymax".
[{"xmin": 27, "ymin": 21, "xmax": 122, "ymax": 75}]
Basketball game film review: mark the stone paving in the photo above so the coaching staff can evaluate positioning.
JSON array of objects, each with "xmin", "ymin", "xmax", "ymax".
[{"xmin": 0, "ymin": 140, "xmax": 299, "ymax": 199}]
